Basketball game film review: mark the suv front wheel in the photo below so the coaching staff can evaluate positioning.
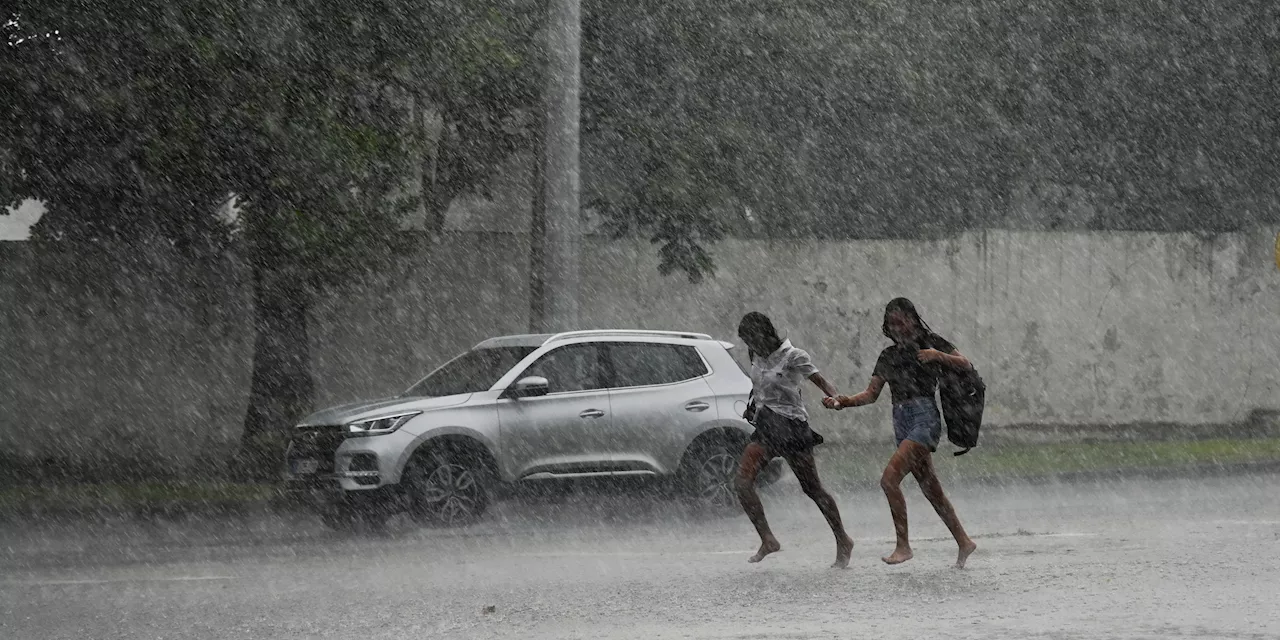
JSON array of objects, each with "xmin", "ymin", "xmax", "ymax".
[{"xmin": 403, "ymin": 446, "xmax": 491, "ymax": 526}]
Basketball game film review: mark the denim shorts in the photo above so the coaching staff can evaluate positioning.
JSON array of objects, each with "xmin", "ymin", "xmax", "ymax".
[{"xmin": 893, "ymin": 397, "xmax": 942, "ymax": 452}]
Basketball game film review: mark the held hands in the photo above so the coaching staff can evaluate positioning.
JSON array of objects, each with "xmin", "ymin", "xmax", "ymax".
[{"xmin": 822, "ymin": 396, "xmax": 846, "ymax": 411}]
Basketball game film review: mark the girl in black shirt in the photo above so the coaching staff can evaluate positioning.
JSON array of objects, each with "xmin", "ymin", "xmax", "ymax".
[{"xmin": 825, "ymin": 298, "xmax": 978, "ymax": 568}]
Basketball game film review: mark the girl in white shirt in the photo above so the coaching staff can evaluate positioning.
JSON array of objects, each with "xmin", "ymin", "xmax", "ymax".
[{"xmin": 736, "ymin": 312, "xmax": 854, "ymax": 568}]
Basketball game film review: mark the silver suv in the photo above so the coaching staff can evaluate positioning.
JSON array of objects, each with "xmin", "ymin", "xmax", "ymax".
[{"xmin": 285, "ymin": 330, "xmax": 779, "ymax": 529}]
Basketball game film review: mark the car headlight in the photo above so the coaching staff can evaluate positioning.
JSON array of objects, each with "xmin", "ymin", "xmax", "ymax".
[{"xmin": 346, "ymin": 412, "xmax": 420, "ymax": 436}]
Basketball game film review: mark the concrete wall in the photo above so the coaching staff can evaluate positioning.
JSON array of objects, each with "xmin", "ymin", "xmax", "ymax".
[
  {"xmin": 3, "ymin": 229, "xmax": 1278, "ymax": 467},
  {"xmin": 0, "ymin": 246, "xmax": 254, "ymax": 468},
  {"xmin": 579, "ymin": 230, "xmax": 1280, "ymax": 438}
]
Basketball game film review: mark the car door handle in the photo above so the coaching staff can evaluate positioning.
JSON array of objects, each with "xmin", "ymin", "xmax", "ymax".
[
  {"xmin": 684, "ymin": 401, "xmax": 711, "ymax": 412},
  {"xmin": 579, "ymin": 409, "xmax": 606, "ymax": 419}
]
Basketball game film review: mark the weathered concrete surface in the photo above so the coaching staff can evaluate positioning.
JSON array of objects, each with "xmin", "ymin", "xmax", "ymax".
[
  {"xmin": 1, "ymin": 246, "xmax": 255, "ymax": 469},
  {"xmin": 578, "ymin": 230, "xmax": 1280, "ymax": 439},
  {"xmin": 3, "ymin": 229, "xmax": 1278, "ymax": 466},
  {"xmin": 3, "ymin": 473, "xmax": 1279, "ymax": 639}
]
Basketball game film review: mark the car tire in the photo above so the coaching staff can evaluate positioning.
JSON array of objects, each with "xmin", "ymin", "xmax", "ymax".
[
  {"xmin": 679, "ymin": 437, "xmax": 744, "ymax": 510},
  {"xmin": 403, "ymin": 446, "xmax": 491, "ymax": 527}
]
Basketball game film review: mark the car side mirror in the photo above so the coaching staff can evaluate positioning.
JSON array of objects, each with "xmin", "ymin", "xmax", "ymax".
[{"xmin": 507, "ymin": 376, "xmax": 549, "ymax": 399}]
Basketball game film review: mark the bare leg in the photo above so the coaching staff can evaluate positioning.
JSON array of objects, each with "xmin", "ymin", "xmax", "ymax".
[
  {"xmin": 880, "ymin": 441, "xmax": 926, "ymax": 565},
  {"xmin": 912, "ymin": 451, "xmax": 977, "ymax": 568},
  {"xmin": 785, "ymin": 452, "xmax": 854, "ymax": 568},
  {"xmin": 737, "ymin": 443, "xmax": 781, "ymax": 563}
]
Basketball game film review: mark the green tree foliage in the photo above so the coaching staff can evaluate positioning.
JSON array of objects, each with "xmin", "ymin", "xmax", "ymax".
[
  {"xmin": 2, "ymin": 1, "xmax": 541, "ymax": 474},
  {"xmin": 583, "ymin": 0, "xmax": 1280, "ymax": 280}
]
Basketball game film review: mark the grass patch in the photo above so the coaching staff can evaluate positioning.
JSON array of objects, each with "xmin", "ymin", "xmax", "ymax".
[
  {"xmin": 817, "ymin": 437, "xmax": 1280, "ymax": 485},
  {"xmin": 0, "ymin": 482, "xmax": 278, "ymax": 512},
  {"xmin": 5, "ymin": 438, "xmax": 1280, "ymax": 512}
]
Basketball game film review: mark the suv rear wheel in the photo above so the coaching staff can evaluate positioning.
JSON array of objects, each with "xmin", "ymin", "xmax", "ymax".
[
  {"xmin": 680, "ymin": 437, "xmax": 744, "ymax": 510},
  {"xmin": 404, "ymin": 446, "xmax": 491, "ymax": 526}
]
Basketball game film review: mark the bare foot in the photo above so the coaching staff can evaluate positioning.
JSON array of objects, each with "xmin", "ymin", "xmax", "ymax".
[
  {"xmin": 832, "ymin": 535, "xmax": 854, "ymax": 569},
  {"xmin": 748, "ymin": 539, "xmax": 782, "ymax": 563},
  {"xmin": 881, "ymin": 546, "xmax": 913, "ymax": 565},
  {"xmin": 955, "ymin": 539, "xmax": 977, "ymax": 569}
]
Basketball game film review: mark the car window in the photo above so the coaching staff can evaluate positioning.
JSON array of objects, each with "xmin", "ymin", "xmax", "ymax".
[
  {"xmin": 403, "ymin": 346, "xmax": 537, "ymax": 397},
  {"xmin": 520, "ymin": 344, "xmax": 606, "ymax": 393},
  {"xmin": 607, "ymin": 343, "xmax": 709, "ymax": 388}
]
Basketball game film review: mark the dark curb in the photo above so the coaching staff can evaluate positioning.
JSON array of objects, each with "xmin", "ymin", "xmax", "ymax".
[
  {"xmin": 821, "ymin": 459, "xmax": 1280, "ymax": 493},
  {"xmin": 8, "ymin": 460, "xmax": 1280, "ymax": 523}
]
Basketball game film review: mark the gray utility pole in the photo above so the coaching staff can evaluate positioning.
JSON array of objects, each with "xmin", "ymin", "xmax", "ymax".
[{"xmin": 541, "ymin": 0, "xmax": 581, "ymax": 332}]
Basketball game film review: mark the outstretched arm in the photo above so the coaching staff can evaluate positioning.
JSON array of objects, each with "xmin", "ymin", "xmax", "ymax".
[
  {"xmin": 826, "ymin": 376, "xmax": 885, "ymax": 409},
  {"xmin": 808, "ymin": 372, "xmax": 840, "ymax": 399}
]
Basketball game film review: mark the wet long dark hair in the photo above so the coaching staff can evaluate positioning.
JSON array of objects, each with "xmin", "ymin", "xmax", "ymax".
[
  {"xmin": 881, "ymin": 297, "xmax": 933, "ymax": 345},
  {"xmin": 738, "ymin": 311, "xmax": 784, "ymax": 361}
]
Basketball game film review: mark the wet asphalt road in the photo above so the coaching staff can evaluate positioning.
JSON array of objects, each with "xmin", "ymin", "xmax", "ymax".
[{"xmin": 3, "ymin": 472, "xmax": 1280, "ymax": 640}]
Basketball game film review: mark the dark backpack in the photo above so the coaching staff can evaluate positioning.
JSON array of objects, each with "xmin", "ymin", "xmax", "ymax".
[{"xmin": 938, "ymin": 365, "xmax": 985, "ymax": 456}]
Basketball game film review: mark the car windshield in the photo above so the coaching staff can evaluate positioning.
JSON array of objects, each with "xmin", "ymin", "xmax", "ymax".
[{"xmin": 402, "ymin": 346, "xmax": 537, "ymax": 398}]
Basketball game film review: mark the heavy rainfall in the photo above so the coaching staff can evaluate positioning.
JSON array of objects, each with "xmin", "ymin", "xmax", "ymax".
[{"xmin": 1, "ymin": 1, "xmax": 1278, "ymax": 639}]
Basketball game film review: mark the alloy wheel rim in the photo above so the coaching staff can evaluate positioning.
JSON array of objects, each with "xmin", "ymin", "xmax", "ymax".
[
  {"xmin": 416, "ymin": 462, "xmax": 481, "ymax": 524},
  {"xmin": 697, "ymin": 452, "xmax": 738, "ymax": 508}
]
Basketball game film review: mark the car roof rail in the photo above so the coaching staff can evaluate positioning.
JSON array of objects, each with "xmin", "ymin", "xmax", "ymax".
[
  {"xmin": 544, "ymin": 329, "xmax": 715, "ymax": 344},
  {"xmin": 473, "ymin": 333, "xmax": 555, "ymax": 349}
]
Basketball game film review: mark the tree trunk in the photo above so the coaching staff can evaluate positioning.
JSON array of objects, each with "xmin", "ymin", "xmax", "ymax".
[
  {"xmin": 237, "ymin": 262, "xmax": 314, "ymax": 480},
  {"xmin": 423, "ymin": 124, "xmax": 452, "ymax": 237}
]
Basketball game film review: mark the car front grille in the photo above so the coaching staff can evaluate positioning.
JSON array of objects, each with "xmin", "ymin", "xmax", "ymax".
[{"xmin": 287, "ymin": 426, "xmax": 346, "ymax": 474}]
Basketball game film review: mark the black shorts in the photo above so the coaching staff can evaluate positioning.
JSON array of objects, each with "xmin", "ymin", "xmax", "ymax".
[{"xmin": 749, "ymin": 406, "xmax": 825, "ymax": 457}]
